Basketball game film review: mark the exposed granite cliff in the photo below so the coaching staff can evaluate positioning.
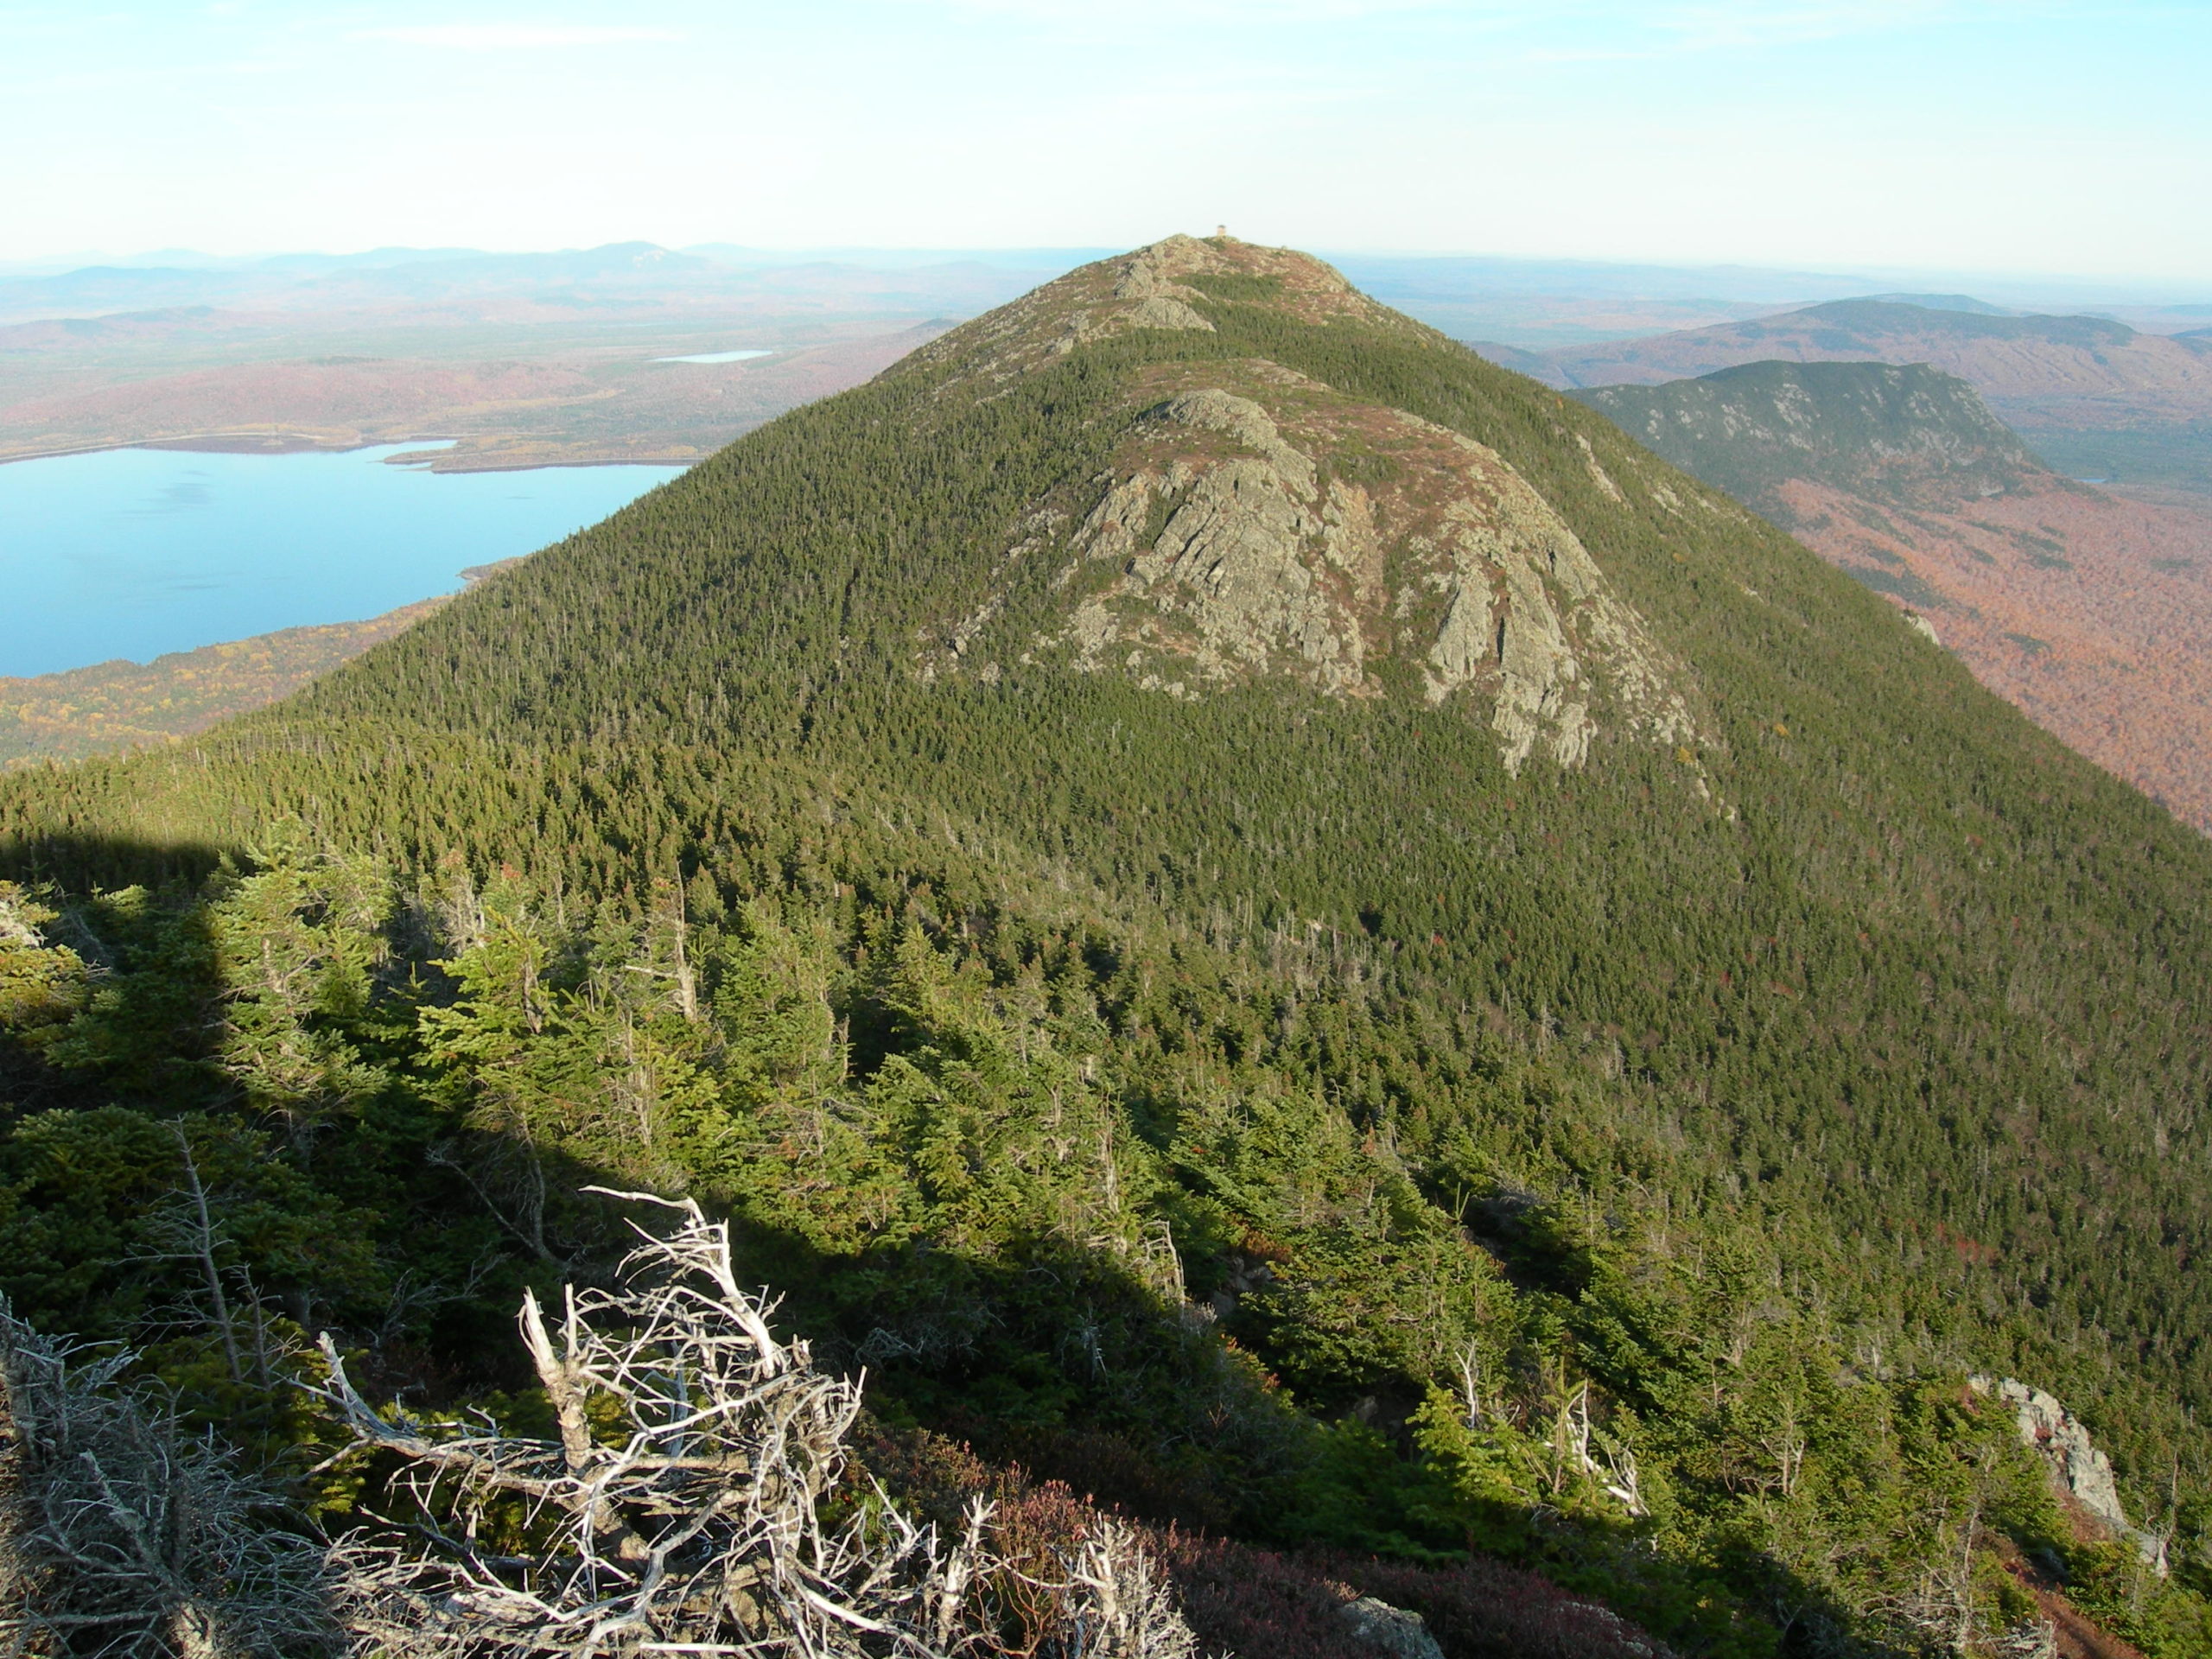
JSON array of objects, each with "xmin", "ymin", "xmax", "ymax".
[
  {"xmin": 1972, "ymin": 1376, "xmax": 2169, "ymax": 1573},
  {"xmin": 916, "ymin": 239, "xmax": 1709, "ymax": 780}
]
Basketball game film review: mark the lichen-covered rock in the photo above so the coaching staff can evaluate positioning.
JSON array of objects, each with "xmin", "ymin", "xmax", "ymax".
[{"xmin": 957, "ymin": 368, "xmax": 1704, "ymax": 779}]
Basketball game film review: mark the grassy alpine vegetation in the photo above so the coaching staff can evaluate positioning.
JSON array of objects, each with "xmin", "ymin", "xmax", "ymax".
[{"xmin": 3, "ymin": 241, "xmax": 2211, "ymax": 1656}]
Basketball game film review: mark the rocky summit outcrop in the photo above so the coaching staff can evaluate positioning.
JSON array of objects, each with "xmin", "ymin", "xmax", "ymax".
[
  {"xmin": 915, "ymin": 234, "xmax": 1407, "ymax": 385},
  {"xmin": 1972, "ymin": 1376, "xmax": 2169, "ymax": 1573},
  {"xmin": 916, "ymin": 240, "xmax": 1708, "ymax": 779}
]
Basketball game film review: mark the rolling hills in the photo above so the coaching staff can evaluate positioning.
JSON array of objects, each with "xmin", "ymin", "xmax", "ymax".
[{"xmin": 6, "ymin": 237, "xmax": 2212, "ymax": 1654}]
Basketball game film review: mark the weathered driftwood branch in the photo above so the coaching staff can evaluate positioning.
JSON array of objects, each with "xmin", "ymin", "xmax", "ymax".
[{"xmin": 308, "ymin": 1190, "xmax": 1205, "ymax": 1656}]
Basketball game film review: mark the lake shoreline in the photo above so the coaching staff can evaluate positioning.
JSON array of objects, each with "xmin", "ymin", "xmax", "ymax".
[{"xmin": 0, "ymin": 443, "xmax": 678, "ymax": 677}]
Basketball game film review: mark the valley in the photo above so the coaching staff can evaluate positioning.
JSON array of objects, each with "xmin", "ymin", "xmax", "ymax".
[
  {"xmin": 0, "ymin": 326, "xmax": 941, "ymax": 472},
  {"xmin": 0, "ymin": 244, "xmax": 1055, "ymax": 472}
]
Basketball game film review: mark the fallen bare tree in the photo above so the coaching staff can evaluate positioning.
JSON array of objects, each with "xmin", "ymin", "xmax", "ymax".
[
  {"xmin": 309, "ymin": 1190, "xmax": 1204, "ymax": 1657},
  {"xmin": 0, "ymin": 1303, "xmax": 334, "ymax": 1658}
]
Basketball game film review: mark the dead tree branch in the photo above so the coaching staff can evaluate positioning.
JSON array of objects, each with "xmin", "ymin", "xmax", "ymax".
[
  {"xmin": 0, "ymin": 1301, "xmax": 335, "ymax": 1657},
  {"xmin": 309, "ymin": 1190, "xmax": 1207, "ymax": 1656}
]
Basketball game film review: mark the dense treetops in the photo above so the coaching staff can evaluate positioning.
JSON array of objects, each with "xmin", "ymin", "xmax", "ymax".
[{"xmin": 3, "ymin": 237, "xmax": 2211, "ymax": 1655}]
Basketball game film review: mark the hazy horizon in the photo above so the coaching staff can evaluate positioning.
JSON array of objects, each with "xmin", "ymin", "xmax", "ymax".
[
  {"xmin": 2, "ymin": 239, "xmax": 2204, "ymax": 310},
  {"xmin": 7, "ymin": 3, "xmax": 2209, "ymax": 284}
]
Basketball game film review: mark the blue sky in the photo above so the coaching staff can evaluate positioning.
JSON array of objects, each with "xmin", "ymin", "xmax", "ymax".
[{"xmin": 4, "ymin": 1, "xmax": 2209, "ymax": 280}]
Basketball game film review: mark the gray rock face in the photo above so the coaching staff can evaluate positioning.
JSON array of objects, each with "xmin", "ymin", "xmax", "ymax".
[
  {"xmin": 998, "ymin": 378, "xmax": 1704, "ymax": 779},
  {"xmin": 912, "ymin": 245, "xmax": 1712, "ymax": 783},
  {"xmin": 1972, "ymin": 1376, "xmax": 2168, "ymax": 1573},
  {"xmin": 1055, "ymin": 393, "xmax": 1365, "ymax": 698},
  {"xmin": 1053, "ymin": 236, "xmax": 1226, "ymax": 350},
  {"xmin": 1337, "ymin": 1596, "xmax": 1446, "ymax": 1659},
  {"xmin": 1123, "ymin": 296, "xmax": 1214, "ymax": 333},
  {"xmin": 0, "ymin": 890, "xmax": 41, "ymax": 949}
]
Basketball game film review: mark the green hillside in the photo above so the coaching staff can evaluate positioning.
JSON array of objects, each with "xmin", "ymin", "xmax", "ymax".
[
  {"xmin": 5, "ymin": 238, "xmax": 2211, "ymax": 1655},
  {"xmin": 1569, "ymin": 360, "xmax": 2051, "ymax": 521}
]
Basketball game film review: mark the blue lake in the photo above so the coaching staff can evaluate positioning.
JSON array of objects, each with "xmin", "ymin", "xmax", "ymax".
[{"xmin": 0, "ymin": 445, "xmax": 683, "ymax": 677}]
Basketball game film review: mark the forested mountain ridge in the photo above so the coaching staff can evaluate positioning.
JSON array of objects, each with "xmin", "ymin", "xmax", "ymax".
[
  {"xmin": 1573, "ymin": 362, "xmax": 2212, "ymax": 836},
  {"xmin": 4, "ymin": 237, "xmax": 2212, "ymax": 1655},
  {"xmin": 1494, "ymin": 296, "xmax": 2212, "ymax": 501},
  {"xmin": 1570, "ymin": 361, "xmax": 2048, "ymax": 516}
]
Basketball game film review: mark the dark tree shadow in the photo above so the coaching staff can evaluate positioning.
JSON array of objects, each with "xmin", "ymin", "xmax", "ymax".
[{"xmin": 0, "ymin": 833, "xmax": 1908, "ymax": 1659}]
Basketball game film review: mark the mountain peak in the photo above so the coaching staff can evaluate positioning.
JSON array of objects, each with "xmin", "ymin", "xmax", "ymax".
[
  {"xmin": 15, "ymin": 236, "xmax": 2212, "ymax": 1659},
  {"xmin": 908, "ymin": 234, "xmax": 1395, "ymax": 382},
  {"xmin": 895, "ymin": 239, "xmax": 1709, "ymax": 779}
]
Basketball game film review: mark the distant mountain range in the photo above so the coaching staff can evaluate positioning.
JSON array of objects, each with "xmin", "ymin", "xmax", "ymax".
[
  {"xmin": 0, "ymin": 242, "xmax": 1084, "ymax": 327},
  {"xmin": 1522, "ymin": 299, "xmax": 2212, "ymax": 400},
  {"xmin": 1475, "ymin": 297, "xmax": 2212, "ymax": 499},
  {"xmin": 1574, "ymin": 361, "xmax": 2212, "ymax": 833}
]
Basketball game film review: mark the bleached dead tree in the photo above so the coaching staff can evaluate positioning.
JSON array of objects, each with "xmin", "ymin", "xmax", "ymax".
[
  {"xmin": 309, "ymin": 1191, "xmax": 1205, "ymax": 1658},
  {"xmin": 1057, "ymin": 1522, "xmax": 1200, "ymax": 1659},
  {"xmin": 1546, "ymin": 1381, "xmax": 1645, "ymax": 1519},
  {"xmin": 0, "ymin": 1302, "xmax": 334, "ymax": 1658}
]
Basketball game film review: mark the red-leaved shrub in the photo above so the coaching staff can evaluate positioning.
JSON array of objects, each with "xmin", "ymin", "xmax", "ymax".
[
  {"xmin": 862, "ymin": 1426, "xmax": 1673, "ymax": 1658},
  {"xmin": 1316, "ymin": 1549, "xmax": 1675, "ymax": 1659}
]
